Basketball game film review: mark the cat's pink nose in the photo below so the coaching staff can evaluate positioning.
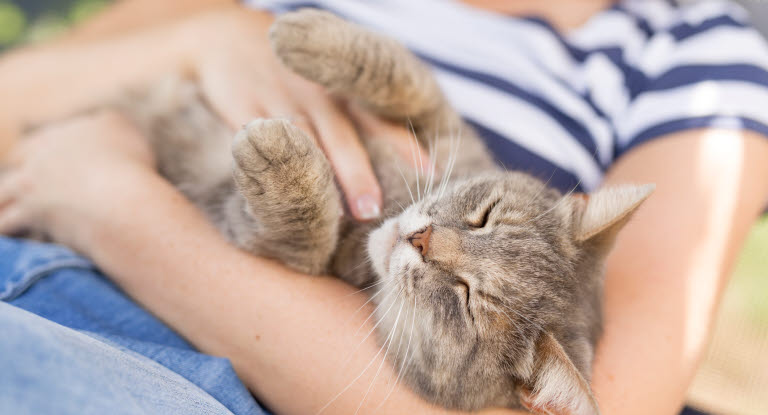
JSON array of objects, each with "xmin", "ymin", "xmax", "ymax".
[{"xmin": 408, "ymin": 225, "xmax": 433, "ymax": 257}]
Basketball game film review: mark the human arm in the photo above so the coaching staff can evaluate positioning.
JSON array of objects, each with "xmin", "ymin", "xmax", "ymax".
[
  {"xmin": 0, "ymin": 110, "xmax": 510, "ymax": 415},
  {"xmin": 0, "ymin": 4, "xmax": 388, "ymax": 220},
  {"xmin": 72, "ymin": 126, "xmax": 768, "ymax": 415},
  {"xmin": 61, "ymin": 0, "xmax": 236, "ymax": 42},
  {"xmin": 0, "ymin": 0, "xmax": 233, "ymax": 141},
  {"xmin": 93, "ymin": 126, "xmax": 765, "ymax": 415},
  {"xmin": 4, "ymin": 113, "xmax": 768, "ymax": 415},
  {"xmin": 592, "ymin": 128, "xmax": 768, "ymax": 414}
]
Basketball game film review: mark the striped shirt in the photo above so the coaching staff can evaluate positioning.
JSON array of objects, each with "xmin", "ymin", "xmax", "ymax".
[{"xmin": 247, "ymin": 0, "xmax": 768, "ymax": 193}]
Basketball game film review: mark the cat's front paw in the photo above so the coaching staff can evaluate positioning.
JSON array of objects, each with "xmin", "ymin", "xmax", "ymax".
[
  {"xmin": 230, "ymin": 117, "xmax": 341, "ymax": 275},
  {"xmin": 231, "ymin": 118, "xmax": 315, "ymax": 192},
  {"xmin": 269, "ymin": 9, "xmax": 351, "ymax": 88}
]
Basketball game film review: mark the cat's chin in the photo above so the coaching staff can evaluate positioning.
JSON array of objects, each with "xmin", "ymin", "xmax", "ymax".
[{"xmin": 367, "ymin": 218, "xmax": 399, "ymax": 278}]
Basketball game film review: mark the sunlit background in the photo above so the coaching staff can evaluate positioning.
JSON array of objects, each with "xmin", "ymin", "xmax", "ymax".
[{"xmin": 1, "ymin": 1, "xmax": 766, "ymax": 414}]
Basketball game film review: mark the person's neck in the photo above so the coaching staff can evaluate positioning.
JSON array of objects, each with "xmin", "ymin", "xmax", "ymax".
[{"xmin": 461, "ymin": 0, "xmax": 614, "ymax": 32}]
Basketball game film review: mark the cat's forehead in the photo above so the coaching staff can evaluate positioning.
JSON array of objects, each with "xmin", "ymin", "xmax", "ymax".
[{"xmin": 437, "ymin": 172, "xmax": 565, "ymax": 217}]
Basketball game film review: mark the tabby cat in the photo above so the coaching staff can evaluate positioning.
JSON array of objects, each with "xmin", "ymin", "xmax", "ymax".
[{"xmin": 116, "ymin": 9, "xmax": 653, "ymax": 415}]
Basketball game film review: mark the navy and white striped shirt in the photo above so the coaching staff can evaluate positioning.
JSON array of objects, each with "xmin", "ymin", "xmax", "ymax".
[{"xmin": 248, "ymin": 0, "xmax": 768, "ymax": 193}]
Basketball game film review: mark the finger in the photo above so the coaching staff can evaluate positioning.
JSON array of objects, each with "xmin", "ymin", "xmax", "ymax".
[
  {"xmin": 0, "ymin": 205, "xmax": 27, "ymax": 236},
  {"xmin": 0, "ymin": 173, "xmax": 21, "ymax": 210},
  {"xmin": 349, "ymin": 104, "xmax": 431, "ymax": 173},
  {"xmin": 263, "ymin": 71, "xmax": 319, "ymax": 141},
  {"xmin": 305, "ymin": 97, "xmax": 382, "ymax": 221}
]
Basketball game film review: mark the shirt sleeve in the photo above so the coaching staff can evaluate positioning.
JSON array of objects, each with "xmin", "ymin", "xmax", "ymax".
[{"xmin": 612, "ymin": 1, "xmax": 768, "ymax": 158}]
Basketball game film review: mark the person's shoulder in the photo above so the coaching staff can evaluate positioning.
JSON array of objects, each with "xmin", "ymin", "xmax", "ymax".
[{"xmin": 593, "ymin": 1, "xmax": 768, "ymax": 165}]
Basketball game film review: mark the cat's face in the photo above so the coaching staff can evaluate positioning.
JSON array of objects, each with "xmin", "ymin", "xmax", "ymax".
[{"xmin": 367, "ymin": 172, "xmax": 653, "ymax": 412}]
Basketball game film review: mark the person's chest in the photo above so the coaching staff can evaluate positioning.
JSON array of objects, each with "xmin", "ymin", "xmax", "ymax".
[{"xmin": 248, "ymin": 0, "xmax": 643, "ymax": 192}]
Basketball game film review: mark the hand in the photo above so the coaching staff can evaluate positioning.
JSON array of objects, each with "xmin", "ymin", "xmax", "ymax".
[
  {"xmin": 182, "ymin": 8, "xmax": 426, "ymax": 220},
  {"xmin": 0, "ymin": 109, "xmax": 155, "ymax": 250},
  {"xmin": 0, "ymin": 4, "xmax": 426, "ymax": 225}
]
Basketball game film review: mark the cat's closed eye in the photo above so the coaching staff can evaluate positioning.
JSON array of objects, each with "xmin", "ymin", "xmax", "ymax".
[{"xmin": 468, "ymin": 200, "xmax": 498, "ymax": 229}]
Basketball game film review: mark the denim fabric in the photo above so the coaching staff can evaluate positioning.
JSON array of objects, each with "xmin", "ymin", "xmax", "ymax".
[
  {"xmin": 0, "ymin": 302, "xmax": 235, "ymax": 415},
  {"xmin": 0, "ymin": 236, "xmax": 710, "ymax": 415},
  {"xmin": 0, "ymin": 237, "xmax": 266, "ymax": 415}
]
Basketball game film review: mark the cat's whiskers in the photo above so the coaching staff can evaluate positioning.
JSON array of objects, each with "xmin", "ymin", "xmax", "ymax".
[
  {"xmin": 353, "ymin": 285, "xmax": 401, "ymax": 338},
  {"xmin": 340, "ymin": 257, "xmax": 374, "ymax": 282},
  {"xmin": 407, "ymin": 120, "xmax": 425, "ymax": 183},
  {"xmin": 425, "ymin": 112, "xmax": 444, "ymax": 199},
  {"xmin": 518, "ymin": 170, "xmax": 556, "ymax": 215},
  {"xmin": 527, "ymin": 179, "xmax": 582, "ymax": 224},
  {"xmin": 424, "ymin": 130, "xmax": 439, "ymax": 197},
  {"xmin": 394, "ymin": 158, "xmax": 416, "ymax": 205},
  {"xmin": 380, "ymin": 294, "xmax": 411, "ymax": 386},
  {"xmin": 387, "ymin": 298, "xmax": 410, "ymax": 373},
  {"xmin": 375, "ymin": 295, "xmax": 417, "ymax": 413},
  {"xmin": 339, "ymin": 285, "xmax": 387, "ymax": 332},
  {"xmin": 353, "ymin": 299, "xmax": 406, "ymax": 414},
  {"xmin": 342, "ymin": 276, "xmax": 384, "ymax": 299},
  {"xmin": 422, "ymin": 136, "xmax": 432, "ymax": 198},
  {"xmin": 316, "ymin": 320, "xmax": 395, "ymax": 415},
  {"xmin": 445, "ymin": 128, "xmax": 462, "ymax": 197},
  {"xmin": 492, "ymin": 305, "xmax": 525, "ymax": 335},
  {"xmin": 498, "ymin": 302, "xmax": 544, "ymax": 332},
  {"xmin": 436, "ymin": 132, "xmax": 452, "ymax": 199},
  {"xmin": 344, "ymin": 285, "xmax": 404, "ymax": 371},
  {"xmin": 391, "ymin": 198, "xmax": 406, "ymax": 213},
  {"xmin": 438, "ymin": 127, "xmax": 461, "ymax": 199},
  {"xmin": 406, "ymin": 119, "xmax": 422, "ymax": 202},
  {"xmin": 436, "ymin": 135, "xmax": 450, "ymax": 199},
  {"xmin": 341, "ymin": 256, "xmax": 393, "ymax": 323},
  {"xmin": 323, "ymin": 286, "xmax": 406, "ymax": 414}
]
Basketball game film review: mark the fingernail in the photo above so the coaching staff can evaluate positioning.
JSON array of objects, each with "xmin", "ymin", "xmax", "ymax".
[{"xmin": 356, "ymin": 194, "xmax": 381, "ymax": 220}]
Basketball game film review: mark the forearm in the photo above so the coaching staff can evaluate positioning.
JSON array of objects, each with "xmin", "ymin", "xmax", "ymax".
[
  {"xmin": 0, "ymin": 5, "xmax": 272, "ymax": 149},
  {"xmin": 75, "ymin": 168, "xmax": 518, "ymax": 415},
  {"xmin": 0, "ymin": 21, "xmax": 190, "ymax": 143},
  {"xmin": 64, "ymin": 130, "xmax": 746, "ymax": 415},
  {"xmin": 590, "ymin": 129, "xmax": 768, "ymax": 414}
]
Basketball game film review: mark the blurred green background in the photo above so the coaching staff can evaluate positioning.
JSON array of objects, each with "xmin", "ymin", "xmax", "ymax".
[
  {"xmin": 736, "ymin": 217, "xmax": 768, "ymax": 325},
  {"xmin": 1, "ymin": 0, "xmax": 767, "ymax": 413},
  {"xmin": 0, "ymin": 0, "xmax": 110, "ymax": 50}
]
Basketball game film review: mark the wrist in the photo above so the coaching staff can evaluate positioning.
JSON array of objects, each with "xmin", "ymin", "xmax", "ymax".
[
  {"xmin": 33, "ymin": 109, "xmax": 156, "ymax": 252},
  {"xmin": 72, "ymin": 164, "xmax": 227, "ymax": 267},
  {"xmin": 54, "ymin": 162, "xmax": 161, "ymax": 254}
]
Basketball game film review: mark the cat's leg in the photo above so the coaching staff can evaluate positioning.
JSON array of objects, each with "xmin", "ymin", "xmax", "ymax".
[
  {"xmin": 269, "ymin": 9, "xmax": 495, "ymax": 178},
  {"xmin": 269, "ymin": 9, "xmax": 461, "ymax": 137},
  {"xmin": 229, "ymin": 118, "xmax": 341, "ymax": 275}
]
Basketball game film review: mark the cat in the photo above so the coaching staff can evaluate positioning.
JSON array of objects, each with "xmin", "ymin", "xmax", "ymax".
[{"xmin": 114, "ymin": 9, "xmax": 653, "ymax": 415}]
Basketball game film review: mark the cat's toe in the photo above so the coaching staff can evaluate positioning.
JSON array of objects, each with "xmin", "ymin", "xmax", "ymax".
[{"xmin": 232, "ymin": 118, "xmax": 313, "ymax": 175}]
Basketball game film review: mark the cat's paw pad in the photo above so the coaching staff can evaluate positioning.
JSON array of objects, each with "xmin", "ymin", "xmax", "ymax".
[
  {"xmin": 232, "ymin": 118, "xmax": 314, "ymax": 177},
  {"xmin": 269, "ymin": 9, "xmax": 348, "ymax": 85}
]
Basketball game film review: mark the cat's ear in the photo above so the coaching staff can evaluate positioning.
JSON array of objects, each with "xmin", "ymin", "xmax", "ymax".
[
  {"xmin": 519, "ymin": 332, "xmax": 600, "ymax": 415},
  {"xmin": 573, "ymin": 184, "xmax": 655, "ymax": 243}
]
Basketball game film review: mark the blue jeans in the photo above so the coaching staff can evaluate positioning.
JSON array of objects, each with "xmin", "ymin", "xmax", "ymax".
[
  {"xmin": 0, "ymin": 236, "xmax": 709, "ymax": 414},
  {"xmin": 0, "ymin": 237, "xmax": 266, "ymax": 415}
]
